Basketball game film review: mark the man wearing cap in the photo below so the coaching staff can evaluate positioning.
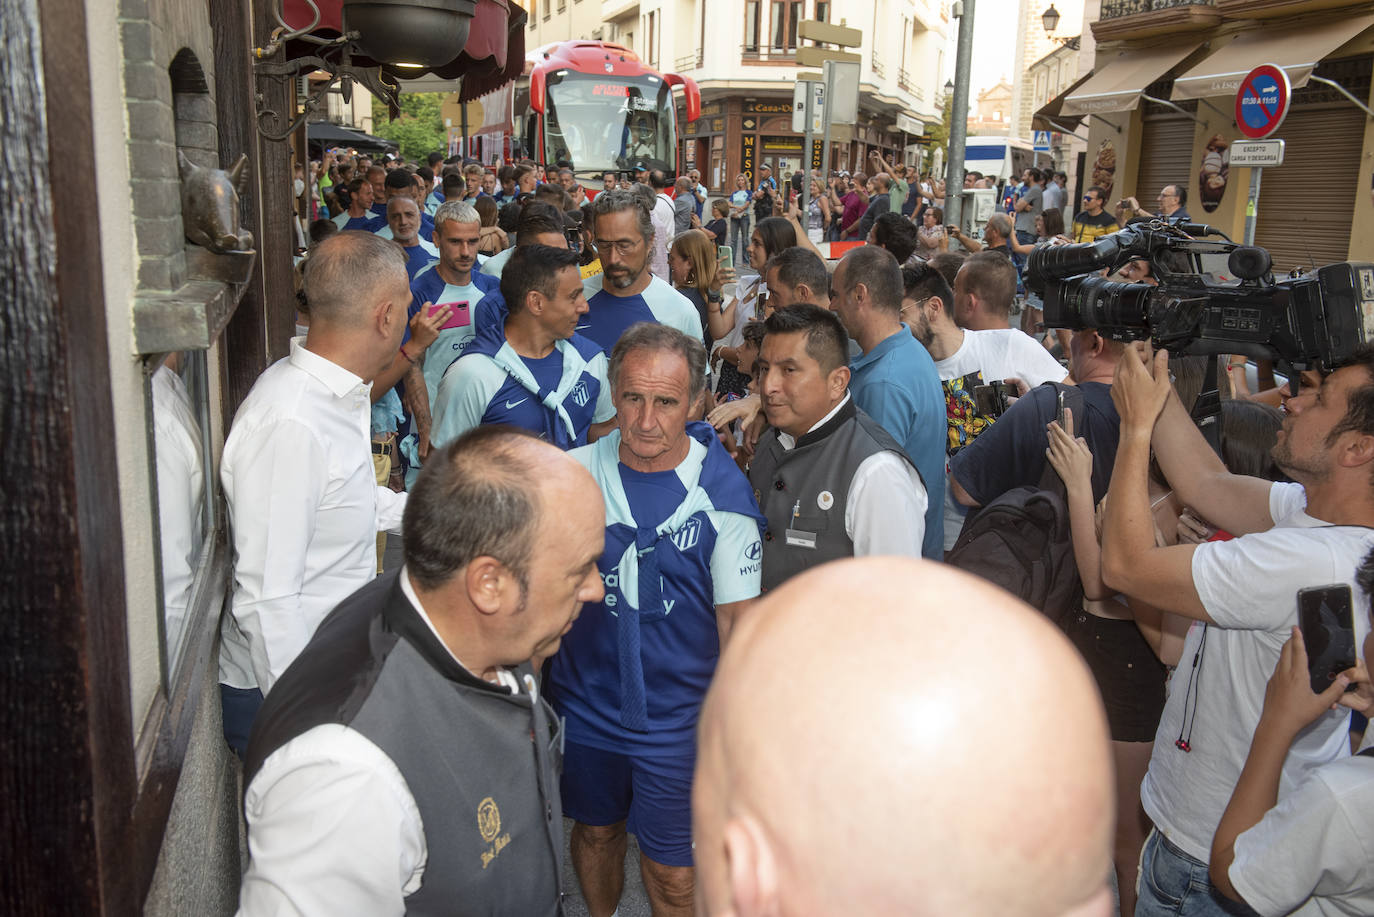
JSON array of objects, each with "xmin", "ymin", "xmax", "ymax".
[{"xmin": 752, "ymin": 164, "xmax": 777, "ymax": 223}]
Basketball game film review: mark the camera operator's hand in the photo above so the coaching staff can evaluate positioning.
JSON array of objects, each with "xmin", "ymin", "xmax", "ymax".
[
  {"xmin": 1259, "ymin": 627, "xmax": 1353, "ymax": 740},
  {"xmin": 1111, "ymin": 344, "xmax": 1173, "ymax": 437}
]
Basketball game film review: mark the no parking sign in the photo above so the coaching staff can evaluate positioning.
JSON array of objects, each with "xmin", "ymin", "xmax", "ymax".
[{"xmin": 1235, "ymin": 64, "xmax": 1291, "ymax": 139}]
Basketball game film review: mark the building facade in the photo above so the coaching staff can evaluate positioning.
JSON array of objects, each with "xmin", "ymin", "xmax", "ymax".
[
  {"xmin": 969, "ymin": 79, "xmax": 1015, "ymax": 135},
  {"xmin": 517, "ymin": 0, "xmax": 951, "ymax": 193},
  {"xmin": 1065, "ymin": 0, "xmax": 1374, "ymax": 271}
]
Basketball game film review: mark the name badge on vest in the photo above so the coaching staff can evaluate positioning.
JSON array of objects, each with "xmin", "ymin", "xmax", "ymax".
[{"xmin": 785, "ymin": 528, "xmax": 818, "ymax": 549}]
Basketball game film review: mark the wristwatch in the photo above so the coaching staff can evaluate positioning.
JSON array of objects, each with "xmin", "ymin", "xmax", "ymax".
[{"xmin": 706, "ymin": 290, "xmax": 723, "ymax": 303}]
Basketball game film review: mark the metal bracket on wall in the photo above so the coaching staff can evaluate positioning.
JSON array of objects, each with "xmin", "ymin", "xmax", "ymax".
[
  {"xmin": 1196, "ymin": 98, "xmax": 1230, "ymax": 122},
  {"xmin": 1308, "ymin": 76, "xmax": 1374, "ymax": 121},
  {"xmin": 1045, "ymin": 118, "xmax": 1090, "ymax": 142},
  {"xmin": 253, "ymin": 46, "xmax": 401, "ymax": 142},
  {"xmin": 1141, "ymin": 94, "xmax": 1204, "ymax": 124},
  {"xmin": 1093, "ymin": 114, "xmax": 1123, "ymax": 134}
]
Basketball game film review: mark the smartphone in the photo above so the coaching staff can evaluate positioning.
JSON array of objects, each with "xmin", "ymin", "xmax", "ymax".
[
  {"xmin": 431, "ymin": 301, "xmax": 471, "ymax": 330},
  {"xmin": 973, "ymin": 384, "xmax": 1001, "ymax": 418},
  {"xmin": 1056, "ymin": 388, "xmax": 1067, "ymax": 430},
  {"xmin": 1297, "ymin": 584, "xmax": 1358, "ymax": 694},
  {"xmin": 717, "ymin": 245, "xmax": 732, "ymax": 267}
]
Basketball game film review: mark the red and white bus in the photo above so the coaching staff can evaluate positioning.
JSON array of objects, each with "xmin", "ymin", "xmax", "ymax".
[{"xmin": 523, "ymin": 41, "xmax": 700, "ymax": 186}]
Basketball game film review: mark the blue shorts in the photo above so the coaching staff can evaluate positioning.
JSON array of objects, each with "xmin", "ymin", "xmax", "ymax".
[{"xmin": 560, "ymin": 740, "xmax": 695, "ymax": 867}]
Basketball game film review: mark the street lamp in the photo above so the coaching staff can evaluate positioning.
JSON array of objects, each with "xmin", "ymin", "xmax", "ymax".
[
  {"xmin": 944, "ymin": 79, "xmax": 954, "ymax": 97},
  {"xmin": 1042, "ymin": 3, "xmax": 1060, "ymax": 34},
  {"xmin": 1040, "ymin": 3, "xmax": 1078, "ymax": 47}
]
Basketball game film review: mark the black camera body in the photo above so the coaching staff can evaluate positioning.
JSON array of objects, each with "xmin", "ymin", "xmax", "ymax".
[{"xmin": 1025, "ymin": 221, "xmax": 1374, "ymax": 372}]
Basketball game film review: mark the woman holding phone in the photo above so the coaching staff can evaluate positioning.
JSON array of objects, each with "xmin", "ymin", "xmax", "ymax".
[{"xmin": 669, "ymin": 229, "xmax": 732, "ymax": 348}]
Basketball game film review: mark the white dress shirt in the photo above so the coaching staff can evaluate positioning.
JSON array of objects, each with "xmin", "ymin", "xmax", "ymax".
[
  {"xmin": 651, "ymin": 192, "xmax": 675, "ymax": 281},
  {"xmin": 219, "ymin": 338, "xmax": 407, "ymax": 694},
  {"xmin": 776, "ymin": 394, "xmax": 927, "ymax": 556},
  {"xmin": 237, "ymin": 569, "xmax": 526, "ymax": 917}
]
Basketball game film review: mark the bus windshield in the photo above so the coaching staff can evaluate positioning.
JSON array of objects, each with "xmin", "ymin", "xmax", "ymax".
[{"xmin": 543, "ymin": 71, "xmax": 676, "ymax": 174}]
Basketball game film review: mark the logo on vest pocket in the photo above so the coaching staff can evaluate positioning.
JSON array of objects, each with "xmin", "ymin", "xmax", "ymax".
[
  {"xmin": 478, "ymin": 796, "xmax": 513, "ymax": 869},
  {"xmin": 477, "ymin": 797, "xmax": 502, "ymax": 842}
]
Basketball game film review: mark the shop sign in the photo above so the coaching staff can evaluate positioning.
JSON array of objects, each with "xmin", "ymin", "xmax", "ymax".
[
  {"xmin": 741, "ymin": 134, "xmax": 756, "ymax": 183},
  {"xmin": 746, "ymin": 101, "xmax": 794, "ymax": 114},
  {"xmin": 761, "ymin": 135, "xmax": 804, "ymax": 152}
]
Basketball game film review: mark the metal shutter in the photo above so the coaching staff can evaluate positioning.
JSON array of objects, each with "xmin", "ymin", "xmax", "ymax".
[
  {"xmin": 1134, "ymin": 115, "xmax": 1194, "ymax": 206},
  {"xmin": 1251, "ymin": 104, "xmax": 1364, "ymax": 274}
]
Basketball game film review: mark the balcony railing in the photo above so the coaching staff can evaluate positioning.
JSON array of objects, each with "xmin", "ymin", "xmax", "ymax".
[
  {"xmin": 674, "ymin": 51, "xmax": 703, "ymax": 71},
  {"xmin": 1100, "ymin": 0, "xmax": 1213, "ymax": 17},
  {"xmin": 740, "ymin": 44, "xmax": 797, "ymax": 62},
  {"xmin": 871, "ymin": 52, "xmax": 885, "ymax": 79},
  {"xmin": 897, "ymin": 67, "xmax": 910, "ymax": 91}
]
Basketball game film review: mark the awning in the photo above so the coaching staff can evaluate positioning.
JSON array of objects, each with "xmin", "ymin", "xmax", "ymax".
[
  {"xmin": 1171, "ymin": 13, "xmax": 1374, "ymax": 101},
  {"xmin": 1061, "ymin": 42, "xmax": 1202, "ymax": 116},
  {"xmin": 1032, "ymin": 70, "xmax": 1097, "ymax": 134},
  {"xmin": 280, "ymin": 0, "xmax": 526, "ymax": 97},
  {"xmin": 305, "ymin": 121, "xmax": 397, "ymax": 152}
]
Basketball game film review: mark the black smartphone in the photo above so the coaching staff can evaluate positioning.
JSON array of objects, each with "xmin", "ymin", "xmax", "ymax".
[
  {"xmin": 973, "ymin": 384, "xmax": 1002, "ymax": 418},
  {"xmin": 1297, "ymin": 584, "xmax": 1358, "ymax": 694}
]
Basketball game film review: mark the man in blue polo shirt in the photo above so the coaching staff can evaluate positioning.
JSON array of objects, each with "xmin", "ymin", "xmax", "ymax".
[
  {"xmin": 830, "ymin": 245, "xmax": 945, "ymax": 557},
  {"xmin": 401, "ymin": 200, "xmax": 500, "ymax": 483},
  {"xmin": 549, "ymin": 323, "xmax": 763, "ymax": 917},
  {"xmin": 580, "ymin": 189, "xmax": 701, "ymax": 356},
  {"xmin": 430, "ymin": 245, "xmax": 616, "ymax": 450}
]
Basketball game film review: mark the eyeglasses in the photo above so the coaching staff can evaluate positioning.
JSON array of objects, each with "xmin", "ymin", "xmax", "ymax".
[
  {"xmin": 594, "ymin": 238, "xmax": 642, "ymax": 255},
  {"xmin": 899, "ymin": 296, "xmax": 933, "ymax": 319}
]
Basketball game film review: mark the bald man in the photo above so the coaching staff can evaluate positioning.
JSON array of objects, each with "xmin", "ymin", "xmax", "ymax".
[{"xmin": 693, "ymin": 558, "xmax": 1115, "ymax": 917}]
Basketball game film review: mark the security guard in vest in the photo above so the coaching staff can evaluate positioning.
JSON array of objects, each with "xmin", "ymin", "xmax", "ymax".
[{"xmin": 750, "ymin": 304, "xmax": 927, "ymax": 591}]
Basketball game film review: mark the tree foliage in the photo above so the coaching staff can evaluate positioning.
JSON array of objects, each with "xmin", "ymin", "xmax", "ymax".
[{"xmin": 372, "ymin": 91, "xmax": 448, "ymax": 161}]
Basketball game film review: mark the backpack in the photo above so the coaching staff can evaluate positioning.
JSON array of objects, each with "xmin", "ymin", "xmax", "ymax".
[{"xmin": 945, "ymin": 383, "xmax": 1085, "ymax": 623}]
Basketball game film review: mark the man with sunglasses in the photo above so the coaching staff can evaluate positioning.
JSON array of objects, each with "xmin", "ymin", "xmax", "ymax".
[{"xmin": 1072, "ymin": 186, "xmax": 1119, "ymax": 243}]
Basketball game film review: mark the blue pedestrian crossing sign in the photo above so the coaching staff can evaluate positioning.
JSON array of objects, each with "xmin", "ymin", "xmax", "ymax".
[{"xmin": 1033, "ymin": 130, "xmax": 1050, "ymax": 153}]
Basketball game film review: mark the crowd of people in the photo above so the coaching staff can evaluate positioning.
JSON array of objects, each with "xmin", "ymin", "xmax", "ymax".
[{"xmin": 222, "ymin": 146, "xmax": 1374, "ymax": 917}]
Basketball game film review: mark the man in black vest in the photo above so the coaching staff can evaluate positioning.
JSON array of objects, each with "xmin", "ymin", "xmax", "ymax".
[
  {"xmin": 749, "ymin": 304, "xmax": 925, "ymax": 591},
  {"xmin": 237, "ymin": 427, "xmax": 607, "ymax": 916}
]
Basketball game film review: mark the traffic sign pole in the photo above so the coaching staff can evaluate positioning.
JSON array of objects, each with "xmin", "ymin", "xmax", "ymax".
[
  {"xmin": 1234, "ymin": 65, "xmax": 1291, "ymax": 245},
  {"xmin": 1244, "ymin": 167, "xmax": 1263, "ymax": 246}
]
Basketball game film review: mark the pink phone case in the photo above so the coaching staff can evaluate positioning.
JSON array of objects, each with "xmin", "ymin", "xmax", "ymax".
[{"xmin": 432, "ymin": 301, "xmax": 471, "ymax": 330}]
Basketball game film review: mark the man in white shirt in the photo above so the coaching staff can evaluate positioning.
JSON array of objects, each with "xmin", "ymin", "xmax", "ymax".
[
  {"xmin": 1103, "ymin": 346, "xmax": 1374, "ymax": 917},
  {"xmin": 237, "ymin": 428, "xmax": 607, "ymax": 916},
  {"xmin": 218, "ymin": 231, "xmax": 411, "ymax": 758},
  {"xmin": 648, "ymin": 169, "xmax": 676, "ymax": 281},
  {"xmin": 749, "ymin": 304, "xmax": 927, "ymax": 590},
  {"xmin": 901, "ymin": 260, "xmax": 1067, "ymax": 549},
  {"xmin": 1209, "ymin": 587, "xmax": 1374, "ymax": 917}
]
